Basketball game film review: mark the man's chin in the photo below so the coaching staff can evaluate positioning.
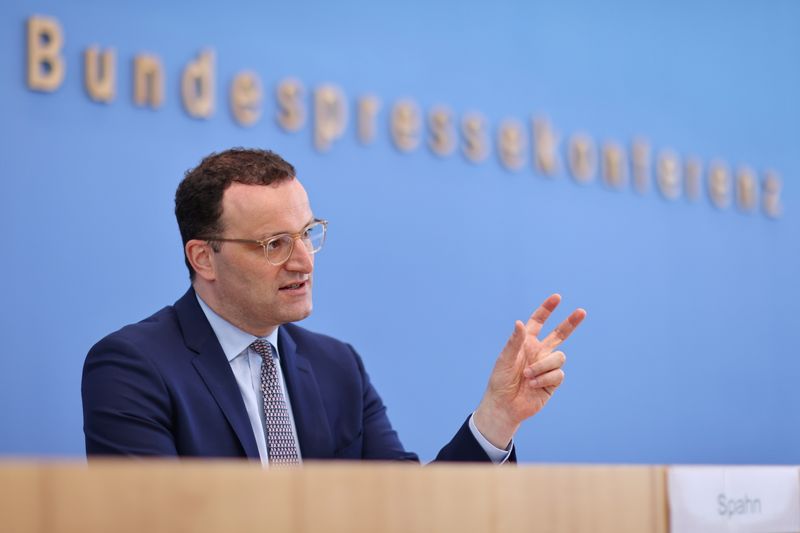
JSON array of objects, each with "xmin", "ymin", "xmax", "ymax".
[
  {"xmin": 282, "ymin": 302, "xmax": 313, "ymax": 324},
  {"xmin": 294, "ymin": 307, "xmax": 313, "ymax": 322}
]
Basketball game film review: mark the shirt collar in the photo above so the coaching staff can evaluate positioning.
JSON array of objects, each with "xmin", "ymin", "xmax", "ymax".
[{"xmin": 195, "ymin": 293, "xmax": 281, "ymax": 362}]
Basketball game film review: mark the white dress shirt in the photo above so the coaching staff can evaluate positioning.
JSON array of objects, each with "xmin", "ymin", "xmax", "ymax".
[{"xmin": 196, "ymin": 294, "xmax": 511, "ymax": 465}]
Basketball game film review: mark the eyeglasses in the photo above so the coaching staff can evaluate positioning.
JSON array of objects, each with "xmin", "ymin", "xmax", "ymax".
[{"xmin": 203, "ymin": 219, "xmax": 328, "ymax": 266}]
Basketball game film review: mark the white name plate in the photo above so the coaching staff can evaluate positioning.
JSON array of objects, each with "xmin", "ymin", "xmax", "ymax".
[{"xmin": 669, "ymin": 466, "xmax": 800, "ymax": 533}]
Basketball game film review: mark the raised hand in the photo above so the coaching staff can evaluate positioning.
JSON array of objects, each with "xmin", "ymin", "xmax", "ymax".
[{"xmin": 473, "ymin": 294, "xmax": 586, "ymax": 449}]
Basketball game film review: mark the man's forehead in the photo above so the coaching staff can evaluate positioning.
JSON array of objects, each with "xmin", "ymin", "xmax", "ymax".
[{"xmin": 221, "ymin": 180, "xmax": 312, "ymax": 232}]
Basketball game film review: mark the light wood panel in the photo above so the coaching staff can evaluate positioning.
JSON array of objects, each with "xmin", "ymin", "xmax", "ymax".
[{"xmin": 0, "ymin": 461, "xmax": 667, "ymax": 533}]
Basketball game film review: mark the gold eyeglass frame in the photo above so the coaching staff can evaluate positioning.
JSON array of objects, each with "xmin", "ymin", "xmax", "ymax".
[{"xmin": 203, "ymin": 219, "xmax": 328, "ymax": 266}]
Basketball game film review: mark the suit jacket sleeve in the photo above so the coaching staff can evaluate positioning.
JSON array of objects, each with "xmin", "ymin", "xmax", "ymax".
[
  {"xmin": 82, "ymin": 334, "xmax": 178, "ymax": 456},
  {"xmin": 347, "ymin": 345, "xmax": 514, "ymax": 463},
  {"xmin": 434, "ymin": 417, "xmax": 517, "ymax": 463}
]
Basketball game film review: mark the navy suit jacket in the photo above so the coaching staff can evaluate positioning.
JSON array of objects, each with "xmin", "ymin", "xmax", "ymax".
[{"xmin": 82, "ymin": 288, "xmax": 510, "ymax": 462}]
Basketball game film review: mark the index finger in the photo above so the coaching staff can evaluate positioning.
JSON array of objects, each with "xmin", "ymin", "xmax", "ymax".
[
  {"xmin": 540, "ymin": 308, "xmax": 587, "ymax": 350},
  {"xmin": 525, "ymin": 293, "xmax": 562, "ymax": 338}
]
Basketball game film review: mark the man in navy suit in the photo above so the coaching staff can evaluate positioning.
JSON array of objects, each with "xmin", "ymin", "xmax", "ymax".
[{"xmin": 82, "ymin": 148, "xmax": 585, "ymax": 464}]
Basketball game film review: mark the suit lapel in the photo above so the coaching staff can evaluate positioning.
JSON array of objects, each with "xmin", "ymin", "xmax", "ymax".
[
  {"xmin": 278, "ymin": 326, "xmax": 334, "ymax": 459},
  {"xmin": 174, "ymin": 288, "xmax": 260, "ymax": 460}
]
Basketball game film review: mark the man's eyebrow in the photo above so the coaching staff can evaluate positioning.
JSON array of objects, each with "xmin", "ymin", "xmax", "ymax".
[{"xmin": 258, "ymin": 217, "xmax": 316, "ymax": 239}]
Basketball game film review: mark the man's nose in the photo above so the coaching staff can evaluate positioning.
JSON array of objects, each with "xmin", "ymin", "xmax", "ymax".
[{"xmin": 284, "ymin": 238, "xmax": 314, "ymax": 272}]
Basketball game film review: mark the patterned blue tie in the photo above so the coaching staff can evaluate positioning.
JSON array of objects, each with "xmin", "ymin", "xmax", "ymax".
[{"xmin": 250, "ymin": 340, "xmax": 300, "ymax": 465}]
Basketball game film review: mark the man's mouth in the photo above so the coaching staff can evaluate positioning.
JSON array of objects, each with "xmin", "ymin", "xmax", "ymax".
[{"xmin": 279, "ymin": 281, "xmax": 308, "ymax": 291}]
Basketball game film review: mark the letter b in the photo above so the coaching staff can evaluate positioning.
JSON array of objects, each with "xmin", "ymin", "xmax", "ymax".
[{"xmin": 27, "ymin": 16, "xmax": 65, "ymax": 92}]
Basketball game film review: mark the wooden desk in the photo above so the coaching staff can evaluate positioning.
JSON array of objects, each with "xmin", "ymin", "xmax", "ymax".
[{"xmin": 0, "ymin": 461, "xmax": 667, "ymax": 533}]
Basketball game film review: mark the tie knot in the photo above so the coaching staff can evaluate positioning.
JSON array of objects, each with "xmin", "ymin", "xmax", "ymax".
[{"xmin": 251, "ymin": 339, "xmax": 273, "ymax": 359}]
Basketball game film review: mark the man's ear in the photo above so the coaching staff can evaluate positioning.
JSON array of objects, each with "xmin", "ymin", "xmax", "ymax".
[{"xmin": 186, "ymin": 240, "xmax": 216, "ymax": 281}]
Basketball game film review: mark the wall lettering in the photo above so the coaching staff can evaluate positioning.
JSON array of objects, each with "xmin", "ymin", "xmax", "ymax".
[{"xmin": 22, "ymin": 14, "xmax": 785, "ymax": 219}]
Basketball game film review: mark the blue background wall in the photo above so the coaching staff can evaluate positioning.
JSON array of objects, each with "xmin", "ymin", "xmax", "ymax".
[{"xmin": 1, "ymin": 0, "xmax": 798, "ymax": 463}]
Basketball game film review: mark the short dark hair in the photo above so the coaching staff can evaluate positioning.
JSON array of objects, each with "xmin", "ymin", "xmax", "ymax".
[{"xmin": 175, "ymin": 148, "xmax": 296, "ymax": 279}]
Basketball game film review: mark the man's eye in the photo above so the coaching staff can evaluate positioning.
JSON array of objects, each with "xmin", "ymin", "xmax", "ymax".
[{"xmin": 267, "ymin": 238, "xmax": 286, "ymax": 251}]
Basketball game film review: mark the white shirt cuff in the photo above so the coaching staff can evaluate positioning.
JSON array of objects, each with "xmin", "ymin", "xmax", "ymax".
[{"xmin": 468, "ymin": 413, "xmax": 513, "ymax": 464}]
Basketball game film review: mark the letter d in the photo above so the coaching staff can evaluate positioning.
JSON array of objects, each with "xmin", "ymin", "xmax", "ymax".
[{"xmin": 181, "ymin": 50, "xmax": 215, "ymax": 119}]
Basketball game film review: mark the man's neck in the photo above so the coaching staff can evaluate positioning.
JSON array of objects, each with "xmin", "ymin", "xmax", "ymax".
[{"xmin": 193, "ymin": 283, "xmax": 277, "ymax": 338}]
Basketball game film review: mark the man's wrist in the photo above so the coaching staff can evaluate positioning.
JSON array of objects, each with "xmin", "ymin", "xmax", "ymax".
[
  {"xmin": 468, "ymin": 414, "xmax": 513, "ymax": 463},
  {"xmin": 473, "ymin": 399, "xmax": 519, "ymax": 449}
]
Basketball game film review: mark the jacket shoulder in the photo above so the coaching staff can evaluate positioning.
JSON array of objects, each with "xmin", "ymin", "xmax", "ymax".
[
  {"xmin": 282, "ymin": 322, "xmax": 352, "ymax": 350},
  {"xmin": 86, "ymin": 303, "xmax": 184, "ymax": 363}
]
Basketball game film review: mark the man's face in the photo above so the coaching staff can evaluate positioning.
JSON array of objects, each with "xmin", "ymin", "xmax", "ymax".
[{"xmin": 207, "ymin": 179, "xmax": 315, "ymax": 335}]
